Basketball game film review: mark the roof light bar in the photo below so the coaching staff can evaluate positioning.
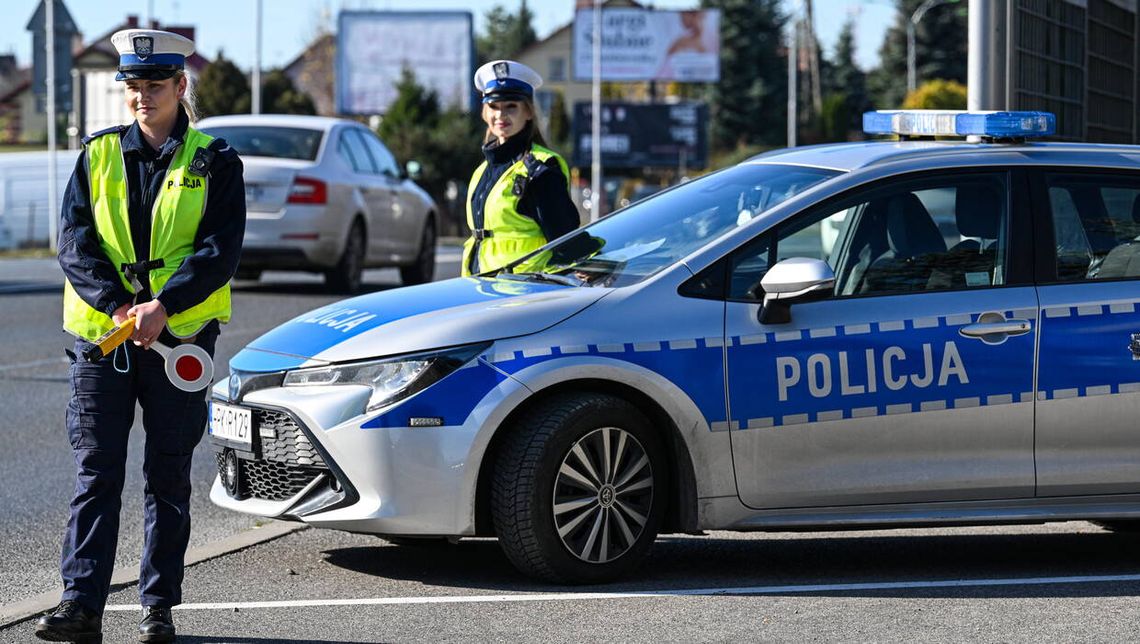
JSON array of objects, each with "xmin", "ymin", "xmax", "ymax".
[{"xmin": 863, "ymin": 110, "xmax": 1056, "ymax": 138}]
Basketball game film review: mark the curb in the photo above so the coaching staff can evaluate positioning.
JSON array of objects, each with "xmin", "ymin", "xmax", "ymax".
[{"xmin": 0, "ymin": 520, "xmax": 308, "ymax": 629}]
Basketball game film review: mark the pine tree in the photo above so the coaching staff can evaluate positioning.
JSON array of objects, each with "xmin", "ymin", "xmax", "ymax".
[
  {"xmin": 867, "ymin": 0, "xmax": 967, "ymax": 109},
  {"xmin": 259, "ymin": 69, "xmax": 316, "ymax": 115},
  {"xmin": 702, "ymin": 0, "xmax": 788, "ymax": 150},
  {"xmin": 195, "ymin": 52, "xmax": 251, "ymax": 118},
  {"xmin": 830, "ymin": 17, "xmax": 866, "ymax": 132},
  {"xmin": 476, "ymin": 1, "xmax": 538, "ymax": 63}
]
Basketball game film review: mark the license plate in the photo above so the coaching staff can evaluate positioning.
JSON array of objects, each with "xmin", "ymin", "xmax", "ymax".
[{"xmin": 210, "ymin": 401, "xmax": 253, "ymax": 449}]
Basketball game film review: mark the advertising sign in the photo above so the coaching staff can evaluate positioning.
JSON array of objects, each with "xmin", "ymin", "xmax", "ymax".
[
  {"xmin": 337, "ymin": 11, "xmax": 474, "ymax": 115},
  {"xmin": 572, "ymin": 102, "xmax": 708, "ymax": 169},
  {"xmin": 572, "ymin": 9, "xmax": 721, "ymax": 82}
]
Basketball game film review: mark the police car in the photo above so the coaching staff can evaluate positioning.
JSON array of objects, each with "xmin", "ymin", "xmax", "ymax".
[{"xmin": 209, "ymin": 111, "xmax": 1140, "ymax": 583}]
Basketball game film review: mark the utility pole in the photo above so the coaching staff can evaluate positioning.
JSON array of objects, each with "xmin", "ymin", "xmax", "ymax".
[
  {"xmin": 46, "ymin": 0, "xmax": 58, "ymax": 252},
  {"xmin": 252, "ymin": 0, "xmax": 262, "ymax": 114},
  {"xmin": 590, "ymin": 0, "xmax": 602, "ymax": 221},
  {"xmin": 805, "ymin": 0, "xmax": 822, "ymax": 115},
  {"xmin": 787, "ymin": 18, "xmax": 796, "ymax": 147},
  {"xmin": 908, "ymin": 0, "xmax": 959, "ymax": 94}
]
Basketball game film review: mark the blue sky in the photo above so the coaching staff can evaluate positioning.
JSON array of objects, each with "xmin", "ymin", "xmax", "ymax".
[{"xmin": 5, "ymin": 0, "xmax": 898, "ymax": 72}]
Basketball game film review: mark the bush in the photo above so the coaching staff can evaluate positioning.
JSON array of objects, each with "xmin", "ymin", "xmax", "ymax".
[{"xmin": 902, "ymin": 79, "xmax": 967, "ymax": 110}]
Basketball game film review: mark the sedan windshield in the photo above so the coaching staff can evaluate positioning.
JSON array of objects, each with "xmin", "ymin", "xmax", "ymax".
[
  {"xmin": 198, "ymin": 126, "xmax": 324, "ymax": 161},
  {"xmin": 504, "ymin": 163, "xmax": 840, "ymax": 287}
]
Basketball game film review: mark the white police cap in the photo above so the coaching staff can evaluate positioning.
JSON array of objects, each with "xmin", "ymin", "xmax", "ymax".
[
  {"xmin": 110, "ymin": 29, "xmax": 194, "ymax": 81},
  {"xmin": 473, "ymin": 59, "xmax": 543, "ymax": 104}
]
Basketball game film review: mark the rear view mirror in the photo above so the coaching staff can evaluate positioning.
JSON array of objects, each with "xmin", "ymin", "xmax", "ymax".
[{"xmin": 759, "ymin": 257, "xmax": 834, "ymax": 324}]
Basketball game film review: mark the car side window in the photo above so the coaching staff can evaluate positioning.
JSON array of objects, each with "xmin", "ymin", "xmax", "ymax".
[
  {"xmin": 360, "ymin": 132, "xmax": 400, "ymax": 177},
  {"xmin": 339, "ymin": 129, "xmax": 376, "ymax": 174},
  {"xmin": 727, "ymin": 173, "xmax": 1010, "ymax": 301},
  {"xmin": 1045, "ymin": 174, "xmax": 1140, "ymax": 281}
]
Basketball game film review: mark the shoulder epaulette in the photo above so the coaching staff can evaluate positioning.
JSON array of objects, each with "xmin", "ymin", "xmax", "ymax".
[
  {"xmin": 81, "ymin": 125, "xmax": 127, "ymax": 145},
  {"xmin": 206, "ymin": 137, "xmax": 240, "ymax": 165}
]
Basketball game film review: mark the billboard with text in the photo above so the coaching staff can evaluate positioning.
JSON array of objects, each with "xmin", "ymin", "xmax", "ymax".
[{"xmin": 572, "ymin": 9, "xmax": 720, "ymax": 82}]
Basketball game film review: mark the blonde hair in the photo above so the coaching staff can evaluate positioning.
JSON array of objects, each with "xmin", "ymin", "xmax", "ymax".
[
  {"xmin": 482, "ymin": 97, "xmax": 548, "ymax": 147},
  {"xmin": 174, "ymin": 70, "xmax": 198, "ymax": 123}
]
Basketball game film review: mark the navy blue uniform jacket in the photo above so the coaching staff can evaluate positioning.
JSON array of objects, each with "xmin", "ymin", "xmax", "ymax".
[{"xmin": 58, "ymin": 107, "xmax": 245, "ymax": 320}]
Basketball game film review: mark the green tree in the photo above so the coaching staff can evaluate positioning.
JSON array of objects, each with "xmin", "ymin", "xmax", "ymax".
[
  {"xmin": 819, "ymin": 92, "xmax": 850, "ymax": 142},
  {"xmin": 375, "ymin": 70, "xmax": 483, "ymax": 234},
  {"xmin": 476, "ymin": 0, "xmax": 538, "ymax": 63},
  {"xmin": 546, "ymin": 88, "xmax": 569, "ymax": 150},
  {"xmin": 195, "ymin": 52, "xmax": 251, "ymax": 118},
  {"xmin": 259, "ymin": 69, "xmax": 316, "ymax": 115},
  {"xmin": 867, "ymin": 0, "xmax": 967, "ymax": 109},
  {"xmin": 702, "ymin": 0, "xmax": 788, "ymax": 150},
  {"xmin": 830, "ymin": 17, "xmax": 866, "ymax": 132}
]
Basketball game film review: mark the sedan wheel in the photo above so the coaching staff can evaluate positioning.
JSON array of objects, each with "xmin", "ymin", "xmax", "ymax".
[
  {"xmin": 326, "ymin": 220, "xmax": 365, "ymax": 293},
  {"xmin": 492, "ymin": 392, "xmax": 666, "ymax": 583},
  {"xmin": 399, "ymin": 220, "xmax": 436, "ymax": 285}
]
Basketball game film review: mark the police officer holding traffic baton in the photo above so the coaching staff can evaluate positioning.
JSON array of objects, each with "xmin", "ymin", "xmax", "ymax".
[{"xmin": 36, "ymin": 29, "xmax": 244, "ymax": 644}]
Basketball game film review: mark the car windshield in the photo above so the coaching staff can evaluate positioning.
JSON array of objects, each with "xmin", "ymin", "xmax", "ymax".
[
  {"xmin": 503, "ymin": 163, "xmax": 840, "ymax": 288},
  {"xmin": 198, "ymin": 126, "xmax": 324, "ymax": 160}
]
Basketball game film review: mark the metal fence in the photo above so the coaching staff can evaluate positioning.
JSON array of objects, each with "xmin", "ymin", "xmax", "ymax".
[
  {"xmin": 0, "ymin": 150, "xmax": 79, "ymax": 249},
  {"xmin": 1012, "ymin": 0, "xmax": 1139, "ymax": 143}
]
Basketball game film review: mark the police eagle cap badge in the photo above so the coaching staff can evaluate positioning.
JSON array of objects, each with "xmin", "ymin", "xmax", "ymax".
[
  {"xmin": 133, "ymin": 36, "xmax": 154, "ymax": 60},
  {"xmin": 493, "ymin": 62, "xmax": 509, "ymax": 79}
]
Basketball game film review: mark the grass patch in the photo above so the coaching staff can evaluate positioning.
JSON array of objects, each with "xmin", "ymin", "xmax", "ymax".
[{"xmin": 0, "ymin": 247, "xmax": 55, "ymax": 259}]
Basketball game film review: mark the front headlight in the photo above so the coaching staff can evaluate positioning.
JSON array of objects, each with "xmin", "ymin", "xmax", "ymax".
[{"xmin": 282, "ymin": 343, "xmax": 488, "ymax": 411}]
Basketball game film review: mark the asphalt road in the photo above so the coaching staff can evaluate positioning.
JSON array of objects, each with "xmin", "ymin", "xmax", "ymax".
[
  {"xmin": 0, "ymin": 250, "xmax": 461, "ymax": 609},
  {"xmin": 6, "ymin": 252, "xmax": 1140, "ymax": 642},
  {"xmin": 7, "ymin": 521, "xmax": 1140, "ymax": 642}
]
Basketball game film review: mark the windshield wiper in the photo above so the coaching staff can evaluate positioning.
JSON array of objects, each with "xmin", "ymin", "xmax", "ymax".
[{"xmin": 499, "ymin": 271, "xmax": 587, "ymax": 287}]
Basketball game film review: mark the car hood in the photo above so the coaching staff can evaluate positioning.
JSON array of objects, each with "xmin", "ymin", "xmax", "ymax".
[{"xmin": 229, "ymin": 277, "xmax": 608, "ymax": 372}]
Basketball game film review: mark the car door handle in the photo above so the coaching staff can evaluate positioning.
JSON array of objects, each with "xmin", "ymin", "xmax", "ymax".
[{"xmin": 958, "ymin": 319, "xmax": 1031, "ymax": 338}]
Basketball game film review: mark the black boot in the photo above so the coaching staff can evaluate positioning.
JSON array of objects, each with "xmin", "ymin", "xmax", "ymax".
[
  {"xmin": 34, "ymin": 600, "xmax": 103, "ymax": 643},
  {"xmin": 138, "ymin": 606, "xmax": 176, "ymax": 643}
]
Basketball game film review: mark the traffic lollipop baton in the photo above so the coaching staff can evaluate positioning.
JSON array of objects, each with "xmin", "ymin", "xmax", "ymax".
[{"xmin": 81, "ymin": 317, "xmax": 214, "ymax": 391}]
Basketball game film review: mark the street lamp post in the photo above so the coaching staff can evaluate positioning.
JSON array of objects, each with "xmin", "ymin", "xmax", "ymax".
[{"xmin": 907, "ymin": 0, "xmax": 959, "ymax": 94}]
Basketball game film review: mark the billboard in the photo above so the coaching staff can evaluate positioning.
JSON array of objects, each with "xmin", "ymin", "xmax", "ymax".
[
  {"xmin": 572, "ymin": 9, "xmax": 721, "ymax": 82},
  {"xmin": 337, "ymin": 11, "xmax": 474, "ymax": 115},
  {"xmin": 572, "ymin": 102, "xmax": 708, "ymax": 169}
]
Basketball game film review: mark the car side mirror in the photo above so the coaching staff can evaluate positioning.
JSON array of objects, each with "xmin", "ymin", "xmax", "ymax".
[
  {"xmin": 405, "ymin": 160, "xmax": 422, "ymax": 181},
  {"xmin": 758, "ymin": 257, "xmax": 834, "ymax": 325}
]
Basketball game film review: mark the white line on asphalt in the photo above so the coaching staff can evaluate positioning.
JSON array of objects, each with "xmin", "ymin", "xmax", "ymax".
[
  {"xmin": 103, "ymin": 572, "xmax": 1140, "ymax": 612},
  {"xmin": 0, "ymin": 356, "xmax": 68, "ymax": 372}
]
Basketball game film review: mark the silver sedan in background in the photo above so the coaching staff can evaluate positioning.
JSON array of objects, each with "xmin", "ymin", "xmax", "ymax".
[{"xmin": 197, "ymin": 114, "xmax": 438, "ymax": 292}]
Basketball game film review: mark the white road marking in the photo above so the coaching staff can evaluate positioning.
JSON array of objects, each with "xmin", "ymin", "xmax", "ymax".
[{"xmin": 102, "ymin": 573, "xmax": 1140, "ymax": 612}]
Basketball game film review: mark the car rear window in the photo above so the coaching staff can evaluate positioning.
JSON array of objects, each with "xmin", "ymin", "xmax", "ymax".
[{"xmin": 198, "ymin": 126, "xmax": 323, "ymax": 160}]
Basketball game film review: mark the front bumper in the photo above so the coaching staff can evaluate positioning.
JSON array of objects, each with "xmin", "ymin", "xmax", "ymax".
[{"xmin": 208, "ymin": 357, "xmax": 525, "ymax": 536}]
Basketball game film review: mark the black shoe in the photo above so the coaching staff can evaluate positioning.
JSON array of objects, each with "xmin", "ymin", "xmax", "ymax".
[
  {"xmin": 138, "ymin": 606, "xmax": 176, "ymax": 643},
  {"xmin": 34, "ymin": 599, "xmax": 103, "ymax": 643}
]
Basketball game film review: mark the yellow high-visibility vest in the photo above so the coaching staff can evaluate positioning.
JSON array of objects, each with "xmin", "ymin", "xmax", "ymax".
[
  {"xmin": 462, "ymin": 144, "xmax": 569, "ymax": 276},
  {"xmin": 62, "ymin": 127, "xmax": 231, "ymax": 340}
]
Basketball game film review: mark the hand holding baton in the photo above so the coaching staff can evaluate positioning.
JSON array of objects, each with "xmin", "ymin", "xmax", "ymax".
[{"xmin": 81, "ymin": 317, "xmax": 214, "ymax": 391}]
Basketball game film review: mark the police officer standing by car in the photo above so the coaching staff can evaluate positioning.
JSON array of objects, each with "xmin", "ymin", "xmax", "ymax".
[
  {"xmin": 463, "ymin": 60, "xmax": 579, "ymax": 276},
  {"xmin": 36, "ymin": 29, "xmax": 244, "ymax": 644}
]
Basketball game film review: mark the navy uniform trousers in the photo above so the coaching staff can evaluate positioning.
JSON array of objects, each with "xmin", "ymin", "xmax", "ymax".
[{"xmin": 61, "ymin": 323, "xmax": 218, "ymax": 613}]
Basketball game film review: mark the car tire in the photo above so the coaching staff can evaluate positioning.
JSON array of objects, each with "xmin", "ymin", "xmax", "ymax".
[
  {"xmin": 399, "ymin": 218, "xmax": 436, "ymax": 285},
  {"xmin": 326, "ymin": 220, "xmax": 365, "ymax": 294},
  {"xmin": 491, "ymin": 392, "xmax": 666, "ymax": 584}
]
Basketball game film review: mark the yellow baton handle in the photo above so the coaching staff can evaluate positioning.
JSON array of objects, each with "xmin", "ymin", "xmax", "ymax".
[{"xmin": 81, "ymin": 316, "xmax": 137, "ymax": 362}]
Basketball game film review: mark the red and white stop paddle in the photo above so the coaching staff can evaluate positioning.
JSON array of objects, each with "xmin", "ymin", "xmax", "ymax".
[
  {"xmin": 150, "ymin": 341, "xmax": 214, "ymax": 392},
  {"xmin": 84, "ymin": 316, "xmax": 213, "ymax": 391}
]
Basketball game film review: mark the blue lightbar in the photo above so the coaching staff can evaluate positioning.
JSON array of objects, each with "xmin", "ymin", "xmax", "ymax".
[{"xmin": 863, "ymin": 110, "xmax": 1056, "ymax": 138}]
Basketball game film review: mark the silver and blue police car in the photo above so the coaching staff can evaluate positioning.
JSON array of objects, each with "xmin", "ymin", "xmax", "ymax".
[{"xmin": 209, "ymin": 111, "xmax": 1140, "ymax": 583}]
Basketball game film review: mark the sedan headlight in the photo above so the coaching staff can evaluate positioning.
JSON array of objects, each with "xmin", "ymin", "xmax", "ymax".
[{"xmin": 282, "ymin": 343, "xmax": 488, "ymax": 411}]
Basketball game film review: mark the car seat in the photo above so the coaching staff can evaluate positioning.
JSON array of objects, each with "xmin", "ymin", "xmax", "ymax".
[
  {"xmin": 1095, "ymin": 194, "xmax": 1140, "ymax": 279},
  {"xmin": 858, "ymin": 192, "xmax": 946, "ymax": 294},
  {"xmin": 926, "ymin": 184, "xmax": 1002, "ymax": 289}
]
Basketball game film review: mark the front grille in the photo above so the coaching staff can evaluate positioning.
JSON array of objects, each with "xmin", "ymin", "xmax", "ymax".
[
  {"xmin": 215, "ymin": 407, "xmax": 330, "ymax": 502},
  {"xmin": 256, "ymin": 408, "xmax": 326, "ymax": 468}
]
